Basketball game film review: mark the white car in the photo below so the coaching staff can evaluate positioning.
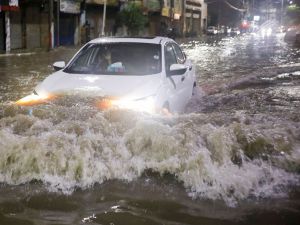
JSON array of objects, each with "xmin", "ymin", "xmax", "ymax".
[
  {"xmin": 207, "ymin": 26, "xmax": 218, "ymax": 35},
  {"xmin": 16, "ymin": 37, "xmax": 196, "ymax": 114}
]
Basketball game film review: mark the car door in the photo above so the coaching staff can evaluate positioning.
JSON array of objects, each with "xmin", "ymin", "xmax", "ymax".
[
  {"xmin": 172, "ymin": 42, "xmax": 194, "ymax": 103},
  {"xmin": 164, "ymin": 42, "xmax": 188, "ymax": 112}
]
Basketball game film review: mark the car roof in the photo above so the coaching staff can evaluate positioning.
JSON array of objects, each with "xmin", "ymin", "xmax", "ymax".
[{"xmin": 88, "ymin": 36, "xmax": 174, "ymax": 45}]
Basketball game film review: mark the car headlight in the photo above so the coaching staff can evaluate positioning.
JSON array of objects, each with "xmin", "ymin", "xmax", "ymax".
[
  {"xmin": 15, "ymin": 91, "xmax": 53, "ymax": 106},
  {"xmin": 111, "ymin": 95, "xmax": 156, "ymax": 113},
  {"xmin": 261, "ymin": 28, "xmax": 272, "ymax": 37},
  {"xmin": 96, "ymin": 96, "xmax": 155, "ymax": 113}
]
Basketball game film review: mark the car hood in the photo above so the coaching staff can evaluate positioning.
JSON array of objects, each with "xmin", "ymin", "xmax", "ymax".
[{"xmin": 35, "ymin": 71, "xmax": 163, "ymax": 99}]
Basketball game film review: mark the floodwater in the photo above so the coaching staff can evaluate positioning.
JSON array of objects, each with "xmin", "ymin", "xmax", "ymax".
[{"xmin": 0, "ymin": 33, "xmax": 300, "ymax": 225}]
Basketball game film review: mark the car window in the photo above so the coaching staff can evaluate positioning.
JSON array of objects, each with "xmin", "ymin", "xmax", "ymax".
[
  {"xmin": 172, "ymin": 43, "xmax": 185, "ymax": 64},
  {"xmin": 70, "ymin": 44, "xmax": 96, "ymax": 67},
  {"xmin": 64, "ymin": 43, "xmax": 161, "ymax": 75},
  {"xmin": 165, "ymin": 43, "xmax": 177, "ymax": 71}
]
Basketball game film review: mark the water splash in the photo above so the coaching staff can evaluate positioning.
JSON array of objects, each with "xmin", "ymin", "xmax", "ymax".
[{"xmin": 0, "ymin": 100, "xmax": 299, "ymax": 206}]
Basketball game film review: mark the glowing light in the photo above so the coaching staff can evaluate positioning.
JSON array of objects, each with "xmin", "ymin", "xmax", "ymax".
[
  {"xmin": 253, "ymin": 16, "xmax": 260, "ymax": 21},
  {"xmin": 174, "ymin": 13, "xmax": 180, "ymax": 20},
  {"xmin": 96, "ymin": 96, "xmax": 156, "ymax": 113},
  {"xmin": 261, "ymin": 27, "xmax": 272, "ymax": 37},
  {"xmin": 96, "ymin": 98, "xmax": 113, "ymax": 110},
  {"xmin": 112, "ymin": 96, "xmax": 155, "ymax": 113},
  {"xmin": 15, "ymin": 93, "xmax": 53, "ymax": 106}
]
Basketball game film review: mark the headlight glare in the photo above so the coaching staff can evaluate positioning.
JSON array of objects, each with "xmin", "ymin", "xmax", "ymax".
[
  {"xmin": 111, "ymin": 96, "xmax": 156, "ymax": 113},
  {"xmin": 15, "ymin": 91, "xmax": 53, "ymax": 106}
]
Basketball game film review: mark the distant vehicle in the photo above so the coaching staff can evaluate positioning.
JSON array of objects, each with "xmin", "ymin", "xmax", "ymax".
[
  {"xmin": 16, "ymin": 37, "xmax": 196, "ymax": 114},
  {"xmin": 207, "ymin": 26, "xmax": 218, "ymax": 35},
  {"xmin": 231, "ymin": 28, "xmax": 241, "ymax": 36},
  {"xmin": 219, "ymin": 26, "xmax": 225, "ymax": 34},
  {"xmin": 260, "ymin": 27, "xmax": 272, "ymax": 37},
  {"xmin": 279, "ymin": 26, "xmax": 287, "ymax": 33},
  {"xmin": 225, "ymin": 27, "xmax": 232, "ymax": 35}
]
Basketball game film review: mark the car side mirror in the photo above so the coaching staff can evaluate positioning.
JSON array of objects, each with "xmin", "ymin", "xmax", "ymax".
[
  {"xmin": 168, "ymin": 64, "xmax": 187, "ymax": 76},
  {"xmin": 53, "ymin": 61, "xmax": 66, "ymax": 71}
]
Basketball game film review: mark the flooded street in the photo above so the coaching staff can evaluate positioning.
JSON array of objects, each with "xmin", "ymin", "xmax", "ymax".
[{"xmin": 0, "ymin": 33, "xmax": 300, "ymax": 225}]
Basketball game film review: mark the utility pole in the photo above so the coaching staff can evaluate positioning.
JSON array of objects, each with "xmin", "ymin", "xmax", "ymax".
[
  {"xmin": 57, "ymin": 0, "xmax": 60, "ymax": 46},
  {"xmin": 182, "ymin": 0, "xmax": 186, "ymax": 36},
  {"xmin": 101, "ymin": 0, "xmax": 107, "ymax": 36},
  {"xmin": 49, "ymin": 0, "xmax": 54, "ymax": 49},
  {"xmin": 5, "ymin": 11, "xmax": 10, "ymax": 53}
]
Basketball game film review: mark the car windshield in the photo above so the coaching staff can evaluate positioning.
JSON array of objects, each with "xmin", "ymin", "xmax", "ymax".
[{"xmin": 64, "ymin": 42, "xmax": 162, "ymax": 75}]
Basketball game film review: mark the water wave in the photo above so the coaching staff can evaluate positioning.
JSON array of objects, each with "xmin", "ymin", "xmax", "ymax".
[{"xmin": 0, "ymin": 100, "xmax": 299, "ymax": 206}]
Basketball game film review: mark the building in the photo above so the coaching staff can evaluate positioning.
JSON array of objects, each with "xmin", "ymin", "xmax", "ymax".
[
  {"xmin": 21, "ymin": 0, "xmax": 50, "ymax": 49},
  {"xmin": 0, "ymin": 0, "xmax": 208, "ymax": 53},
  {"xmin": 55, "ymin": 0, "xmax": 82, "ymax": 46},
  {"xmin": 0, "ymin": 0, "xmax": 20, "ymax": 52},
  {"xmin": 144, "ymin": 0, "xmax": 162, "ymax": 36},
  {"xmin": 69, "ymin": 0, "xmax": 207, "ymax": 39},
  {"xmin": 0, "ymin": 0, "xmax": 84, "ymax": 52},
  {"xmin": 0, "ymin": 11, "xmax": 4, "ymax": 52},
  {"xmin": 147, "ymin": 0, "xmax": 207, "ymax": 37},
  {"xmin": 84, "ymin": 0, "xmax": 119, "ymax": 40},
  {"xmin": 183, "ymin": 0, "xmax": 207, "ymax": 36},
  {"xmin": 0, "ymin": 0, "xmax": 53, "ymax": 52}
]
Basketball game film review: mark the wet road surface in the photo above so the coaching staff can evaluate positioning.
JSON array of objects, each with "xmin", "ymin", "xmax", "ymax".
[{"xmin": 0, "ymin": 33, "xmax": 300, "ymax": 225}]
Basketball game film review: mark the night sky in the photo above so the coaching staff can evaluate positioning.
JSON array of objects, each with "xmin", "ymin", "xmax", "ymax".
[{"xmin": 207, "ymin": 0, "xmax": 300, "ymax": 27}]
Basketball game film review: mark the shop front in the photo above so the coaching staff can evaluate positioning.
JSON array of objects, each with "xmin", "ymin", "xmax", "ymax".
[
  {"xmin": 85, "ymin": 0, "xmax": 118, "ymax": 39},
  {"xmin": 0, "ymin": 0, "xmax": 20, "ymax": 51},
  {"xmin": 56, "ymin": 0, "xmax": 81, "ymax": 46},
  {"xmin": 172, "ymin": 0, "xmax": 182, "ymax": 36},
  {"xmin": 24, "ymin": 2, "xmax": 41, "ymax": 49},
  {"xmin": 145, "ymin": 0, "xmax": 161, "ymax": 36},
  {"xmin": 185, "ymin": 0, "xmax": 202, "ymax": 36},
  {"xmin": 159, "ymin": 0, "xmax": 182, "ymax": 37}
]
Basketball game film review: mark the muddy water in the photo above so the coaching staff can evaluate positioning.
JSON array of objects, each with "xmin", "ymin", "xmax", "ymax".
[{"xmin": 0, "ymin": 34, "xmax": 300, "ymax": 225}]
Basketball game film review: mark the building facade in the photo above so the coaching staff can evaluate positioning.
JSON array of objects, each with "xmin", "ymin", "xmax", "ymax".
[
  {"xmin": 0, "ymin": 0, "xmax": 20, "ymax": 52},
  {"xmin": 0, "ymin": 0, "xmax": 53, "ymax": 52},
  {"xmin": 0, "ymin": 0, "xmax": 208, "ymax": 53},
  {"xmin": 56, "ymin": 0, "xmax": 82, "ymax": 46}
]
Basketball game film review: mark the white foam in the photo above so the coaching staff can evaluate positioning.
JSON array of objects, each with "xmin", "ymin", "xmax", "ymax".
[{"xmin": 0, "ymin": 107, "xmax": 299, "ymax": 206}]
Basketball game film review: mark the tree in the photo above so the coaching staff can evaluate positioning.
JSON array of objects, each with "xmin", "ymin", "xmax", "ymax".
[{"xmin": 118, "ymin": 3, "xmax": 148, "ymax": 36}]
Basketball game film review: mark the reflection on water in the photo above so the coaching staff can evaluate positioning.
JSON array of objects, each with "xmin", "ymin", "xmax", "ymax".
[{"xmin": 0, "ymin": 35, "xmax": 300, "ymax": 224}]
